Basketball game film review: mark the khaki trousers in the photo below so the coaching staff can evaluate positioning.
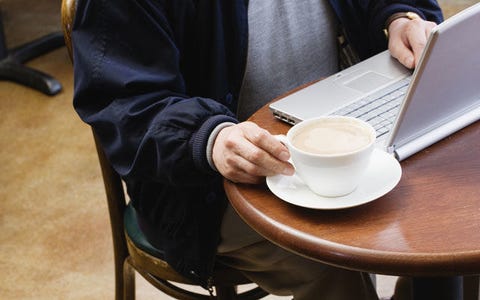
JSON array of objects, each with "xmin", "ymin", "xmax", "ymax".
[{"xmin": 217, "ymin": 204, "xmax": 379, "ymax": 300}]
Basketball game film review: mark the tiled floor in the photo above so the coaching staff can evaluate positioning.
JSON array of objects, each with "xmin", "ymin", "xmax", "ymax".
[{"xmin": 0, "ymin": 0, "xmax": 478, "ymax": 299}]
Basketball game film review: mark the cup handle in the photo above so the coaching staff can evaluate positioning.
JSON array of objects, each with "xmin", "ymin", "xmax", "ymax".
[{"xmin": 274, "ymin": 134, "xmax": 295, "ymax": 167}]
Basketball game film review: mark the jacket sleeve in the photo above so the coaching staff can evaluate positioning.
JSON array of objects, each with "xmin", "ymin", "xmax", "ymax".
[
  {"xmin": 331, "ymin": 0, "xmax": 444, "ymax": 59},
  {"xmin": 71, "ymin": 0, "xmax": 237, "ymax": 186}
]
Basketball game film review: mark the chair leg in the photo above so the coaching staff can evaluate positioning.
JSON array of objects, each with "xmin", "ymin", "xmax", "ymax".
[
  {"xmin": 123, "ymin": 258, "xmax": 136, "ymax": 300},
  {"xmin": 113, "ymin": 255, "xmax": 125, "ymax": 300},
  {"xmin": 215, "ymin": 285, "xmax": 237, "ymax": 300}
]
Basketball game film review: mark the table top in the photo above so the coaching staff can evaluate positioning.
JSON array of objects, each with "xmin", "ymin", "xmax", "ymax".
[{"xmin": 224, "ymin": 91, "xmax": 480, "ymax": 277}]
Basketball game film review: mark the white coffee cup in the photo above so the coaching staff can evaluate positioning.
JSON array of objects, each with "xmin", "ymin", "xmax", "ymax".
[{"xmin": 276, "ymin": 116, "xmax": 376, "ymax": 197}]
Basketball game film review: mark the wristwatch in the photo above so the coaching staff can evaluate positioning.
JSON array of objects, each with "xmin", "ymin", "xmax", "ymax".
[{"xmin": 384, "ymin": 12, "xmax": 421, "ymax": 38}]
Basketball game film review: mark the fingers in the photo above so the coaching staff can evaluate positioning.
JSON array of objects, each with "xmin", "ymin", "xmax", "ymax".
[
  {"xmin": 242, "ymin": 124, "xmax": 291, "ymax": 162},
  {"xmin": 212, "ymin": 122, "xmax": 294, "ymax": 184},
  {"xmin": 220, "ymin": 155, "xmax": 282, "ymax": 184},
  {"xmin": 389, "ymin": 33, "xmax": 415, "ymax": 69},
  {"xmin": 220, "ymin": 156, "xmax": 266, "ymax": 184},
  {"xmin": 407, "ymin": 20, "xmax": 436, "ymax": 67},
  {"xmin": 224, "ymin": 122, "xmax": 294, "ymax": 176},
  {"xmin": 388, "ymin": 18, "xmax": 437, "ymax": 69}
]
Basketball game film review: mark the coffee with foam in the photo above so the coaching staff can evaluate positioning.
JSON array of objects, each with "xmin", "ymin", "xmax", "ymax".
[
  {"xmin": 276, "ymin": 116, "xmax": 376, "ymax": 197},
  {"xmin": 291, "ymin": 119, "xmax": 373, "ymax": 155}
]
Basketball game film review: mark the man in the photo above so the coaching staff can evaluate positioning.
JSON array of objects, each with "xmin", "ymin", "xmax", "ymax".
[{"xmin": 71, "ymin": 1, "xmax": 443, "ymax": 298}]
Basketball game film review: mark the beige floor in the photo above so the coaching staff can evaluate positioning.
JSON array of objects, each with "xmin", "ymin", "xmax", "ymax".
[{"xmin": 0, "ymin": 0, "xmax": 477, "ymax": 299}]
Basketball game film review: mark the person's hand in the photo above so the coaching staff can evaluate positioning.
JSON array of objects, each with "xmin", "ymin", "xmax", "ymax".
[
  {"xmin": 212, "ymin": 121, "xmax": 294, "ymax": 184},
  {"xmin": 387, "ymin": 17, "xmax": 437, "ymax": 69}
]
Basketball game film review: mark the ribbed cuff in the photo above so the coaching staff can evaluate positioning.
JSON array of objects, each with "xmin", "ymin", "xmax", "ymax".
[{"xmin": 191, "ymin": 115, "xmax": 238, "ymax": 173}]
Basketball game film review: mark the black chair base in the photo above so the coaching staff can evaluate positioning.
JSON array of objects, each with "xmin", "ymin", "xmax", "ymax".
[{"xmin": 0, "ymin": 14, "xmax": 65, "ymax": 95}]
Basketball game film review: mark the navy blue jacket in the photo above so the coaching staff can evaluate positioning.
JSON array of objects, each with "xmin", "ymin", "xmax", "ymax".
[{"xmin": 72, "ymin": 0, "xmax": 443, "ymax": 287}]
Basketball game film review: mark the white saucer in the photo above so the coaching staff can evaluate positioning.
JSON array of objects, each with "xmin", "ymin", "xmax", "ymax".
[{"xmin": 266, "ymin": 149, "xmax": 402, "ymax": 210}]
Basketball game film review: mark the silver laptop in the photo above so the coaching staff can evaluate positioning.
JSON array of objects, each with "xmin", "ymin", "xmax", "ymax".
[{"xmin": 269, "ymin": 3, "xmax": 480, "ymax": 161}]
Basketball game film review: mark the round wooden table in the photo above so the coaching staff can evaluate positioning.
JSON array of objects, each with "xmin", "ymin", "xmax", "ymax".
[{"xmin": 224, "ymin": 99, "xmax": 480, "ymax": 299}]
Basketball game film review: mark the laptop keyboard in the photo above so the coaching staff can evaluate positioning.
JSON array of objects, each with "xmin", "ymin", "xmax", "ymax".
[{"xmin": 331, "ymin": 78, "xmax": 411, "ymax": 138}]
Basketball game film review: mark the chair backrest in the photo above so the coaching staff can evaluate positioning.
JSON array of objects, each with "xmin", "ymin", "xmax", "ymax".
[
  {"xmin": 61, "ymin": 0, "xmax": 75, "ymax": 61},
  {"xmin": 61, "ymin": 0, "xmax": 127, "ymax": 250},
  {"xmin": 61, "ymin": 2, "xmax": 138, "ymax": 297},
  {"xmin": 92, "ymin": 133, "xmax": 132, "ymax": 298}
]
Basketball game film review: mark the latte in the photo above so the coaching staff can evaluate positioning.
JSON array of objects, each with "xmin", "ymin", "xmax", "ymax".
[{"xmin": 291, "ymin": 119, "xmax": 372, "ymax": 155}]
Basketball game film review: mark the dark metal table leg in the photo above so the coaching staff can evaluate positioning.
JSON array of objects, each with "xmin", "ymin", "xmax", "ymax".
[{"xmin": 412, "ymin": 276, "xmax": 463, "ymax": 300}]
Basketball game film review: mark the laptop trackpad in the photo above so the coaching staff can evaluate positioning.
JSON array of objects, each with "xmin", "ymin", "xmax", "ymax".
[{"xmin": 336, "ymin": 70, "xmax": 392, "ymax": 93}]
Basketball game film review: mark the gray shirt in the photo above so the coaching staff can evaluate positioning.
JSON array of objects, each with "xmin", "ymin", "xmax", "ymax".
[{"xmin": 236, "ymin": 0, "xmax": 339, "ymax": 121}]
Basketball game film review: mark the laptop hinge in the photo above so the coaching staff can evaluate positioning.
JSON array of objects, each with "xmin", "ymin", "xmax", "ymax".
[{"xmin": 393, "ymin": 104, "xmax": 480, "ymax": 161}]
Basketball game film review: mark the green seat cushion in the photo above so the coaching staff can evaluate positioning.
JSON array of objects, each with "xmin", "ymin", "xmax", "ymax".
[{"xmin": 124, "ymin": 203, "xmax": 166, "ymax": 259}]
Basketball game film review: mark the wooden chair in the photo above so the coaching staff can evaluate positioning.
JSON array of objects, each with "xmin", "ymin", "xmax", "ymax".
[{"xmin": 61, "ymin": 1, "xmax": 268, "ymax": 299}]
